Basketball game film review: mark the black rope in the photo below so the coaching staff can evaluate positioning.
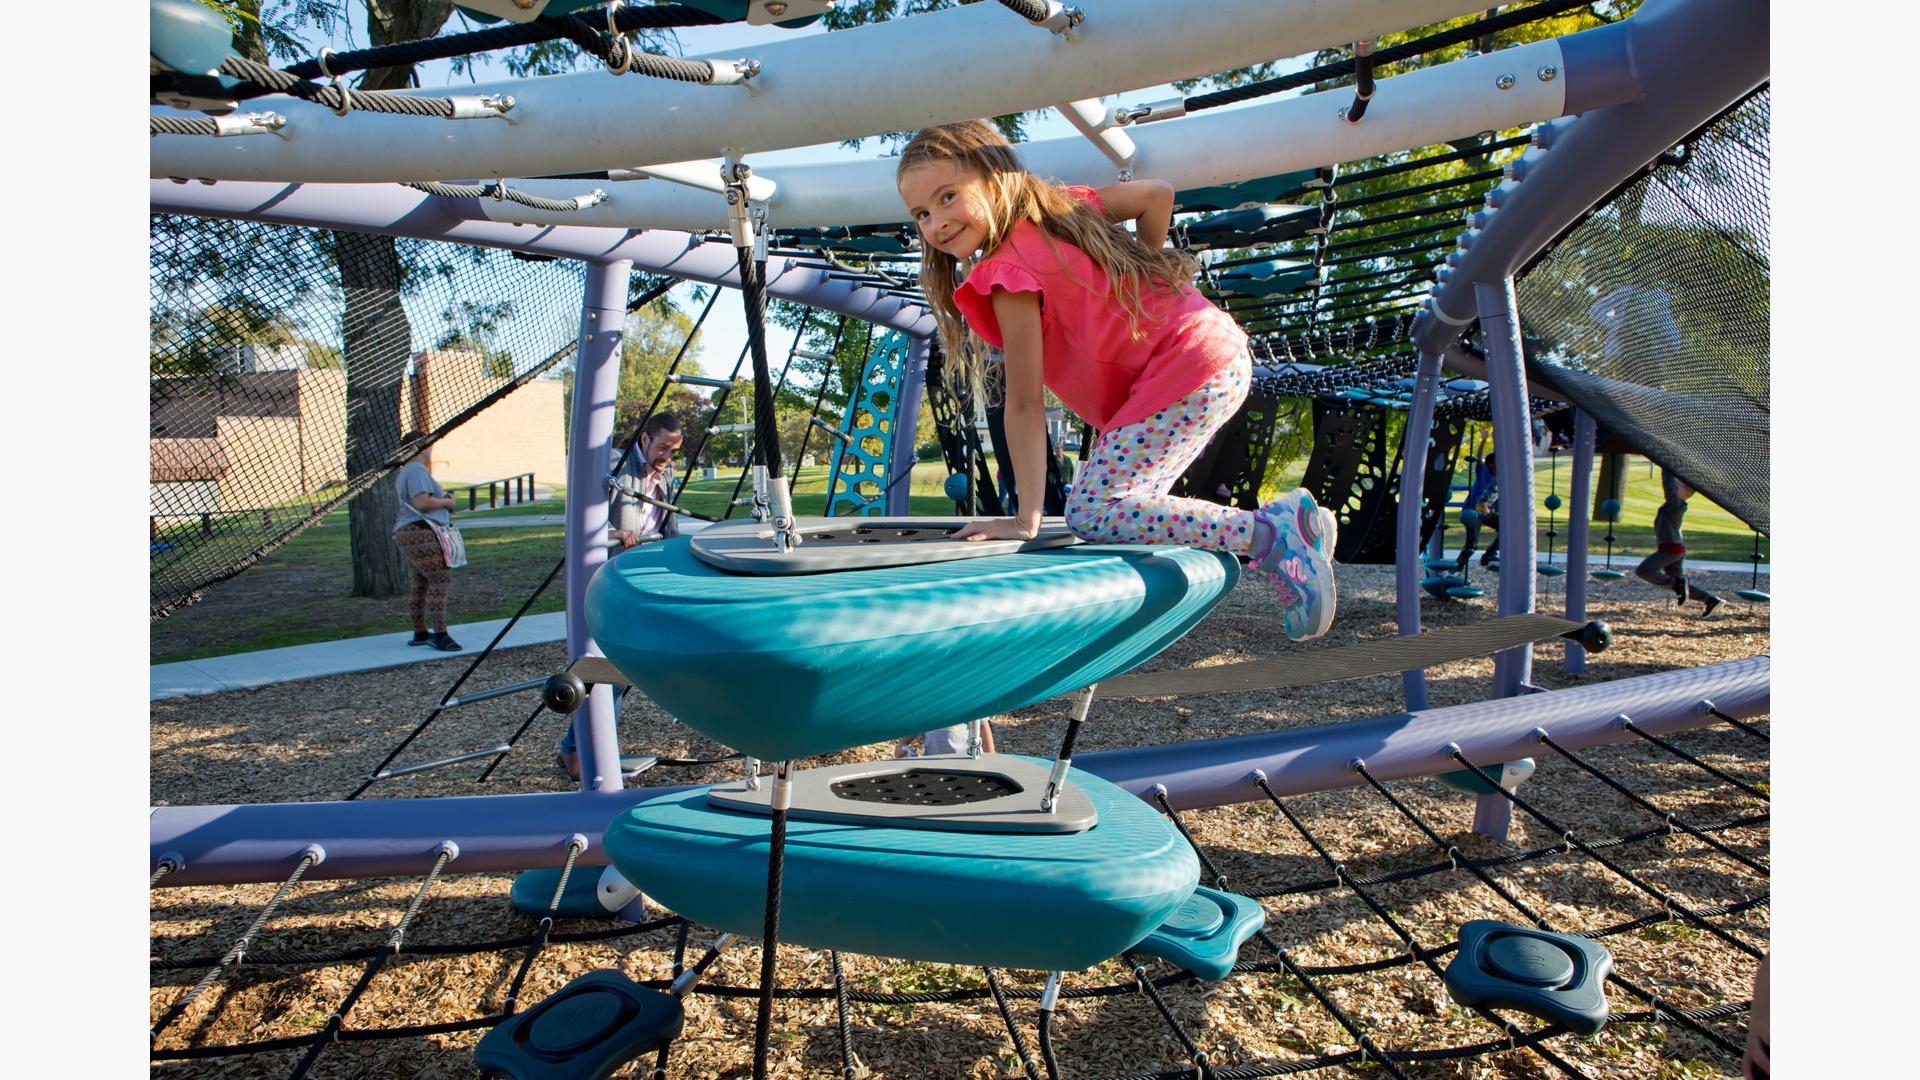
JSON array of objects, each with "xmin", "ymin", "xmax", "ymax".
[
  {"xmin": 275, "ymin": 4, "xmax": 731, "ymax": 81},
  {"xmin": 1334, "ymin": 135, "xmax": 1533, "ymax": 188},
  {"xmin": 725, "ymin": 308, "xmax": 816, "ymax": 518},
  {"xmin": 1536, "ymin": 732, "xmax": 1769, "ymax": 876},
  {"xmin": 791, "ymin": 318, "xmax": 864, "ymax": 488},
  {"xmin": 1353, "ymin": 763, "xmax": 1753, "ymax": 1060},
  {"xmin": 672, "ymin": 342, "xmax": 750, "ymax": 505},
  {"xmin": 986, "ymin": 968, "xmax": 1045, "ymax": 1080},
  {"xmin": 345, "ymin": 555, "xmax": 566, "ymax": 800},
  {"xmin": 1448, "ymin": 750, "xmax": 1767, "ymax": 960},
  {"xmin": 831, "ymin": 951, "xmax": 859, "ymax": 1080},
  {"xmin": 535, "ymin": 11, "xmax": 721, "ymax": 82},
  {"xmin": 151, "ymin": 849, "xmax": 319, "ymax": 1040},
  {"xmin": 1126, "ymin": 953, "xmax": 1220, "ymax": 1080},
  {"xmin": 1180, "ymin": 0, "xmax": 1599, "ymax": 113},
  {"xmin": 1619, "ymin": 718, "xmax": 1770, "ymax": 800},
  {"xmin": 996, "ymin": 0, "xmax": 1054, "ymax": 20},
  {"xmin": 737, "ymin": 247, "xmax": 785, "ymax": 477},
  {"xmin": 150, "ymin": 114, "xmax": 220, "ymax": 136},
  {"xmin": 1706, "ymin": 704, "xmax": 1769, "ymax": 743},
  {"xmin": 499, "ymin": 838, "xmax": 585, "ymax": 1020},
  {"xmin": 207, "ymin": 54, "xmax": 453, "ymax": 116},
  {"xmin": 1256, "ymin": 775, "xmax": 1576, "ymax": 1078},
  {"xmin": 406, "ymin": 179, "xmax": 599, "ymax": 214},
  {"xmin": 752, "ymin": 763, "xmax": 792, "ymax": 1080}
]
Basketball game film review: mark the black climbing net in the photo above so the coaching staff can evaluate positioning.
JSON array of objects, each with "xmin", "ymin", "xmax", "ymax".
[
  {"xmin": 148, "ymin": 217, "xmax": 593, "ymax": 618},
  {"xmin": 151, "ymin": 704, "xmax": 1767, "ymax": 1078},
  {"xmin": 1516, "ymin": 87, "xmax": 1770, "ymax": 534}
]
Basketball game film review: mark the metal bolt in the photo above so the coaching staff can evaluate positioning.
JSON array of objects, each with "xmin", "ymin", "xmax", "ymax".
[
  {"xmin": 1336, "ymin": 106, "xmax": 1348, "ymax": 121},
  {"xmin": 1495, "ymin": 73, "xmax": 1516, "ymax": 90},
  {"xmin": 765, "ymin": 1, "xmax": 788, "ymax": 14},
  {"xmin": 1537, "ymin": 65, "xmax": 1558, "ymax": 82}
]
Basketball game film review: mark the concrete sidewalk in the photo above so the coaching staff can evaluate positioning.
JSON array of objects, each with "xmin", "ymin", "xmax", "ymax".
[{"xmin": 151, "ymin": 611, "xmax": 568, "ymax": 702}]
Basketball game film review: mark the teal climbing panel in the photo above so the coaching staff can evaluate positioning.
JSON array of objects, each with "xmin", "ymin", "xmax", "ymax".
[{"xmin": 825, "ymin": 330, "xmax": 912, "ymax": 517}]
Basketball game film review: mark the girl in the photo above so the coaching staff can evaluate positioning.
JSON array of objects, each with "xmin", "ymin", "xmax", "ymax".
[{"xmin": 897, "ymin": 120, "xmax": 1338, "ymax": 639}]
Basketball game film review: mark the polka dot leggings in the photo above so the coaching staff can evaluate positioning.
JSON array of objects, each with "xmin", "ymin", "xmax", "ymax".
[{"xmin": 1064, "ymin": 352, "xmax": 1259, "ymax": 555}]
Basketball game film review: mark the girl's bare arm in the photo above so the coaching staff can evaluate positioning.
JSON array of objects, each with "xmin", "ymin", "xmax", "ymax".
[{"xmin": 1093, "ymin": 178, "xmax": 1175, "ymax": 250}]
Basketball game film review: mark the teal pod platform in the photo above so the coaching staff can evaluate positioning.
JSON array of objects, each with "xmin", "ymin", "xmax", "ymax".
[
  {"xmin": 602, "ymin": 760, "xmax": 1200, "ymax": 972},
  {"xmin": 587, "ymin": 539, "xmax": 1237, "ymax": 762}
]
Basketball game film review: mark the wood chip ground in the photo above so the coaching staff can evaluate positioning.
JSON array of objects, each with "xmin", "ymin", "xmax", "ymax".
[{"xmin": 152, "ymin": 563, "xmax": 1769, "ymax": 1078}]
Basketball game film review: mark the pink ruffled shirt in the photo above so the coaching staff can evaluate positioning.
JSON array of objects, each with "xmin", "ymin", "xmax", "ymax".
[{"xmin": 952, "ymin": 186, "xmax": 1247, "ymax": 431}]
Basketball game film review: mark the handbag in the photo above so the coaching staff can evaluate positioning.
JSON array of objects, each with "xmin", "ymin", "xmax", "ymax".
[{"xmin": 428, "ymin": 520, "xmax": 468, "ymax": 569}]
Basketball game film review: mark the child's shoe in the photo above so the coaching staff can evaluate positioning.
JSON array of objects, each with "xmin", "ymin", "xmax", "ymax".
[
  {"xmin": 1260, "ymin": 488, "xmax": 1336, "ymax": 560},
  {"xmin": 1252, "ymin": 501, "xmax": 1337, "ymax": 641}
]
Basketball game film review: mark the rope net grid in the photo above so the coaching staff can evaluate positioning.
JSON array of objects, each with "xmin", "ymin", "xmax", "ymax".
[
  {"xmin": 152, "ymin": 691, "xmax": 1767, "ymax": 1078},
  {"xmin": 148, "ymin": 216, "xmax": 591, "ymax": 619}
]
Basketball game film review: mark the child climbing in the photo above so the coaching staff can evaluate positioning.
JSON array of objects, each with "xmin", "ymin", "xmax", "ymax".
[
  {"xmin": 1636, "ymin": 468, "xmax": 1722, "ymax": 617},
  {"xmin": 897, "ymin": 120, "xmax": 1338, "ymax": 640}
]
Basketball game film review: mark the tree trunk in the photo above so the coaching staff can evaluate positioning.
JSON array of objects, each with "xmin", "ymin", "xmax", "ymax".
[
  {"xmin": 339, "ymin": 1, "xmax": 457, "ymax": 598},
  {"xmin": 339, "ymin": 230, "xmax": 415, "ymax": 598}
]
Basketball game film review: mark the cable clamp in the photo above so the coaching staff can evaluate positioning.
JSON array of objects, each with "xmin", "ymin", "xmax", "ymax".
[
  {"xmin": 707, "ymin": 58, "xmax": 760, "ymax": 86},
  {"xmin": 1118, "ymin": 98, "xmax": 1186, "ymax": 125},
  {"xmin": 1445, "ymin": 845, "xmax": 1460, "ymax": 871},
  {"xmin": 1562, "ymin": 831, "xmax": 1574, "ymax": 854},
  {"xmin": 1034, "ymin": 2, "xmax": 1085, "ymax": 36}
]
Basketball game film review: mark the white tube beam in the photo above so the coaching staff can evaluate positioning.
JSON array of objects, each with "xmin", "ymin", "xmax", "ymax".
[
  {"xmin": 430, "ymin": 37, "xmax": 1574, "ymax": 232},
  {"xmin": 151, "ymin": 0, "xmax": 1497, "ymax": 183},
  {"xmin": 1056, "ymin": 98, "xmax": 1136, "ymax": 176}
]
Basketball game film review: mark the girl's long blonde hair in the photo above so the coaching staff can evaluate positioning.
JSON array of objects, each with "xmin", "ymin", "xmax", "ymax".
[{"xmin": 897, "ymin": 120, "xmax": 1197, "ymax": 402}]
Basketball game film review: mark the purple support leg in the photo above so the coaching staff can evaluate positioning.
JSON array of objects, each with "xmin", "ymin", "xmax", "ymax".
[
  {"xmin": 885, "ymin": 335, "xmax": 931, "ymax": 516},
  {"xmin": 565, "ymin": 259, "xmax": 632, "ymax": 794},
  {"xmin": 1395, "ymin": 350, "xmax": 1445, "ymax": 711},
  {"xmin": 1472, "ymin": 278, "xmax": 1540, "ymax": 839},
  {"xmin": 1564, "ymin": 409, "xmax": 1597, "ymax": 673}
]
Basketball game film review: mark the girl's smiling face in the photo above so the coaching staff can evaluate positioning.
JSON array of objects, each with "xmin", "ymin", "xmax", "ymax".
[{"xmin": 899, "ymin": 160, "xmax": 993, "ymax": 258}]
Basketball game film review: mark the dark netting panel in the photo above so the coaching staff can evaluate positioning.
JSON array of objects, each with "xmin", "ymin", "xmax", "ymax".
[
  {"xmin": 149, "ymin": 216, "xmax": 587, "ymax": 617},
  {"xmin": 1516, "ymin": 88, "xmax": 1769, "ymax": 533}
]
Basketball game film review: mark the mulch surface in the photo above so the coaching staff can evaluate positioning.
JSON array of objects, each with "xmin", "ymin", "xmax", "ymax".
[{"xmin": 152, "ymin": 562, "xmax": 1769, "ymax": 1078}]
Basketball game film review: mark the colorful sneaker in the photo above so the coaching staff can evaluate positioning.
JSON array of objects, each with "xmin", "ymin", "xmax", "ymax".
[
  {"xmin": 1251, "ymin": 503, "xmax": 1337, "ymax": 641},
  {"xmin": 1260, "ymin": 488, "xmax": 1336, "ymax": 560}
]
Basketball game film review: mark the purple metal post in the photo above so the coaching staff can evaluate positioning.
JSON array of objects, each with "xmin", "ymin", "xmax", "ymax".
[
  {"xmin": 1471, "ymin": 277, "xmax": 1538, "ymax": 839},
  {"xmin": 885, "ymin": 335, "xmax": 931, "ymax": 515},
  {"xmin": 1394, "ymin": 350, "xmax": 1445, "ymax": 711},
  {"xmin": 1564, "ymin": 409, "xmax": 1596, "ymax": 673},
  {"xmin": 1475, "ymin": 279, "xmax": 1538, "ymax": 697},
  {"xmin": 565, "ymin": 259, "xmax": 631, "ymax": 794}
]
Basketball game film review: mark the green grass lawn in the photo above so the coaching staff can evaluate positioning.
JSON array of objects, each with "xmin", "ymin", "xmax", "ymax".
[
  {"xmin": 152, "ymin": 455, "xmax": 1762, "ymax": 663},
  {"xmin": 1430, "ymin": 453, "xmax": 1763, "ymax": 569}
]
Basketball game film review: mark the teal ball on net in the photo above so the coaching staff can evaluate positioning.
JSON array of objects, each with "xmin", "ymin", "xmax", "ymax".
[
  {"xmin": 944, "ymin": 472, "xmax": 971, "ymax": 501},
  {"xmin": 1459, "ymin": 508, "xmax": 1481, "ymax": 526},
  {"xmin": 1599, "ymin": 498, "xmax": 1622, "ymax": 519},
  {"xmin": 1544, "ymin": 493, "xmax": 1563, "ymax": 511}
]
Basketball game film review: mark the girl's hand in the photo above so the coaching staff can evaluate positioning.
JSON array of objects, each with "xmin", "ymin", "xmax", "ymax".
[{"xmin": 950, "ymin": 517, "xmax": 1038, "ymax": 542}]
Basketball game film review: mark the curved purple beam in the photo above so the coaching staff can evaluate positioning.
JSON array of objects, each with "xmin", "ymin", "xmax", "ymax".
[
  {"xmin": 150, "ymin": 656, "xmax": 1766, "ymax": 886},
  {"xmin": 149, "ymin": 180, "xmax": 935, "ymax": 338}
]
